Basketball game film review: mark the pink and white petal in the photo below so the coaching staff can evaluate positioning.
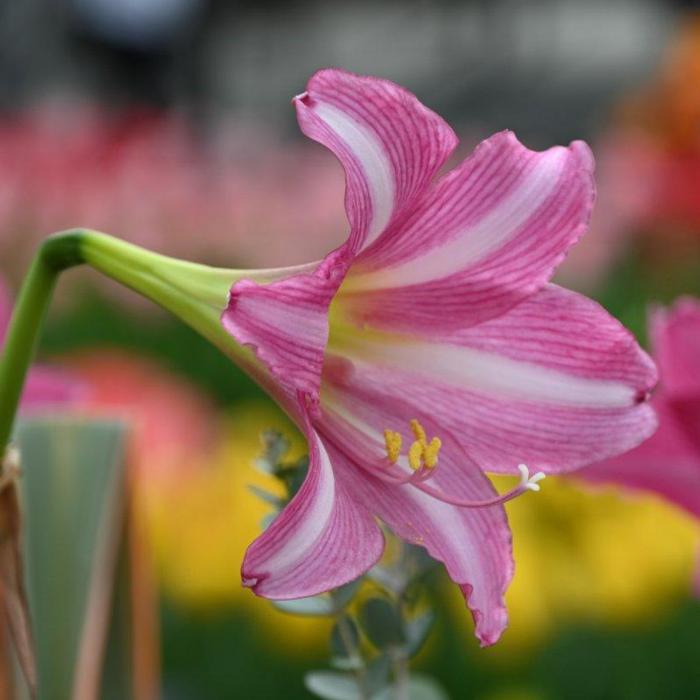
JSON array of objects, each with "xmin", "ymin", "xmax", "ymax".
[
  {"xmin": 319, "ymin": 404, "xmax": 513, "ymax": 646},
  {"xmin": 582, "ymin": 396, "xmax": 700, "ymax": 518},
  {"xmin": 222, "ymin": 249, "xmax": 350, "ymax": 404},
  {"xmin": 241, "ymin": 419, "xmax": 384, "ymax": 599},
  {"xmin": 294, "ymin": 69, "xmax": 457, "ymax": 253},
  {"xmin": 650, "ymin": 298, "xmax": 700, "ymax": 399},
  {"xmin": 340, "ymin": 131, "xmax": 595, "ymax": 332},
  {"xmin": 325, "ymin": 285, "xmax": 657, "ymax": 474}
]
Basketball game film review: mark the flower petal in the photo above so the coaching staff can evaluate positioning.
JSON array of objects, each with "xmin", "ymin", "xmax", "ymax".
[
  {"xmin": 241, "ymin": 416, "xmax": 384, "ymax": 599},
  {"xmin": 294, "ymin": 69, "xmax": 457, "ymax": 253},
  {"xmin": 325, "ymin": 285, "xmax": 657, "ymax": 473},
  {"xmin": 650, "ymin": 297, "xmax": 700, "ymax": 399},
  {"xmin": 319, "ymin": 401, "xmax": 513, "ymax": 646},
  {"xmin": 340, "ymin": 131, "xmax": 595, "ymax": 332},
  {"xmin": 583, "ymin": 397, "xmax": 700, "ymax": 518},
  {"xmin": 222, "ymin": 251, "xmax": 349, "ymax": 403}
]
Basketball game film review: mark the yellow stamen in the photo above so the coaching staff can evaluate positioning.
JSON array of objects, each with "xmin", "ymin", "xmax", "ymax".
[
  {"xmin": 410, "ymin": 419, "xmax": 427, "ymax": 446},
  {"xmin": 408, "ymin": 441, "xmax": 424, "ymax": 470},
  {"xmin": 383, "ymin": 429, "xmax": 402, "ymax": 464},
  {"xmin": 423, "ymin": 437, "xmax": 442, "ymax": 469},
  {"xmin": 384, "ymin": 419, "xmax": 443, "ymax": 471}
]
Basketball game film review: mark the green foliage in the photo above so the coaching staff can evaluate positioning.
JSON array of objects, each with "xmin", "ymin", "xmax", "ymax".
[
  {"xmin": 305, "ymin": 671, "xmax": 363, "ymax": 700},
  {"xmin": 371, "ymin": 675, "xmax": 449, "ymax": 700},
  {"xmin": 272, "ymin": 597, "xmax": 336, "ymax": 617},
  {"xmin": 252, "ymin": 433, "xmax": 446, "ymax": 700},
  {"xmin": 16, "ymin": 417, "xmax": 141, "ymax": 700},
  {"xmin": 358, "ymin": 598, "xmax": 406, "ymax": 649}
]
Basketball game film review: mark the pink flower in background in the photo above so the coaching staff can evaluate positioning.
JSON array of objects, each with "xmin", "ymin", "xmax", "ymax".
[
  {"xmin": 0, "ymin": 279, "xmax": 81, "ymax": 411},
  {"xmin": 66, "ymin": 349, "xmax": 219, "ymax": 484},
  {"xmin": 585, "ymin": 298, "xmax": 700, "ymax": 518},
  {"xmin": 221, "ymin": 69, "xmax": 657, "ymax": 645},
  {"xmin": 0, "ymin": 105, "xmax": 345, "ymax": 293}
]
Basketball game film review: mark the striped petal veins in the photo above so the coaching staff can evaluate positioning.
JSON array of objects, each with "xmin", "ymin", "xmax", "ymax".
[{"xmin": 220, "ymin": 68, "xmax": 658, "ymax": 646}]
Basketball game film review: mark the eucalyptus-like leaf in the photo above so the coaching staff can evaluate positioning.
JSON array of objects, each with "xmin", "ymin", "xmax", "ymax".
[
  {"xmin": 305, "ymin": 671, "xmax": 362, "ymax": 700},
  {"xmin": 272, "ymin": 596, "xmax": 334, "ymax": 616},
  {"xmin": 367, "ymin": 565, "xmax": 405, "ymax": 595},
  {"xmin": 402, "ymin": 544, "xmax": 438, "ymax": 577},
  {"xmin": 330, "ymin": 615, "xmax": 360, "ymax": 660},
  {"xmin": 405, "ymin": 611, "xmax": 435, "ymax": 657},
  {"xmin": 260, "ymin": 512, "xmax": 277, "ymax": 530},
  {"xmin": 331, "ymin": 578, "xmax": 363, "ymax": 610},
  {"xmin": 255, "ymin": 430, "xmax": 290, "ymax": 473},
  {"xmin": 359, "ymin": 598, "xmax": 406, "ymax": 650},
  {"xmin": 277, "ymin": 456, "xmax": 309, "ymax": 498},
  {"xmin": 330, "ymin": 657, "xmax": 363, "ymax": 672},
  {"xmin": 246, "ymin": 484, "xmax": 282, "ymax": 507},
  {"xmin": 365, "ymin": 653, "xmax": 391, "ymax": 695},
  {"xmin": 371, "ymin": 675, "xmax": 449, "ymax": 700}
]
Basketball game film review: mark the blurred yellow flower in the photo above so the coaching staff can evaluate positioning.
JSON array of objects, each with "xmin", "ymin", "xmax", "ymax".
[
  {"xmin": 451, "ymin": 474, "xmax": 699, "ymax": 657},
  {"xmin": 142, "ymin": 399, "xmax": 328, "ymax": 653},
  {"xmin": 139, "ymin": 392, "xmax": 700, "ymax": 660}
]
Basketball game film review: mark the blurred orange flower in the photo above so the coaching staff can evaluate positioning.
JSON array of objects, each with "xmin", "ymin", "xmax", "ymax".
[{"xmin": 559, "ymin": 13, "xmax": 700, "ymax": 287}]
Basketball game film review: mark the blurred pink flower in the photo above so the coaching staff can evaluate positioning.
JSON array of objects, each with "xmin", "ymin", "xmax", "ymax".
[
  {"xmin": 585, "ymin": 298, "xmax": 700, "ymax": 518},
  {"xmin": 0, "ymin": 104, "xmax": 345, "ymax": 298},
  {"xmin": 0, "ymin": 278, "xmax": 82, "ymax": 411},
  {"xmin": 65, "ymin": 349, "xmax": 219, "ymax": 483},
  {"xmin": 221, "ymin": 69, "xmax": 657, "ymax": 645}
]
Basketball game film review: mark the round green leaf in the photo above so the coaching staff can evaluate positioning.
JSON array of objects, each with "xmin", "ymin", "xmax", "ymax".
[
  {"xmin": 272, "ymin": 596, "xmax": 334, "ymax": 616},
  {"xmin": 359, "ymin": 597, "xmax": 406, "ymax": 649},
  {"xmin": 305, "ymin": 671, "xmax": 362, "ymax": 700},
  {"xmin": 331, "ymin": 615, "xmax": 361, "ymax": 659}
]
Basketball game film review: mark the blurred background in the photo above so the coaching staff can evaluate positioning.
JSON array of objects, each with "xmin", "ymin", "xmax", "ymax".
[{"xmin": 2, "ymin": 0, "xmax": 700, "ymax": 697}]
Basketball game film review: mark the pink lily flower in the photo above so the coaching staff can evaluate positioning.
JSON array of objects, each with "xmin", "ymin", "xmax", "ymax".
[
  {"xmin": 585, "ymin": 298, "xmax": 700, "ymax": 518},
  {"xmin": 0, "ymin": 279, "xmax": 81, "ymax": 411},
  {"xmin": 222, "ymin": 69, "xmax": 658, "ymax": 645}
]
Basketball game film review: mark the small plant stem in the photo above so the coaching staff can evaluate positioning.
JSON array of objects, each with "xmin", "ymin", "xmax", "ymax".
[
  {"xmin": 335, "ymin": 610, "xmax": 369, "ymax": 699},
  {"xmin": 392, "ymin": 540, "xmax": 411, "ymax": 700},
  {"xmin": 392, "ymin": 649, "xmax": 409, "ymax": 700}
]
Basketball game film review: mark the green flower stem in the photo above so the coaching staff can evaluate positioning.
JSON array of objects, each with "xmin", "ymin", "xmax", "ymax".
[
  {"xmin": 0, "ymin": 228, "xmax": 264, "ymax": 454},
  {"xmin": 0, "ymin": 232, "xmax": 82, "ymax": 451}
]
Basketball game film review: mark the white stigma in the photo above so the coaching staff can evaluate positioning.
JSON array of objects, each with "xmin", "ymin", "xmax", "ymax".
[{"xmin": 517, "ymin": 463, "xmax": 546, "ymax": 492}]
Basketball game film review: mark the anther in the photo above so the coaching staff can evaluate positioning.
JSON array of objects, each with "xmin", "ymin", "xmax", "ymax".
[
  {"xmin": 384, "ymin": 419, "xmax": 442, "ymax": 472},
  {"xmin": 409, "ymin": 419, "xmax": 427, "ymax": 445},
  {"xmin": 377, "ymin": 422, "xmax": 545, "ymax": 510},
  {"xmin": 422, "ymin": 437, "xmax": 441, "ymax": 469},
  {"xmin": 408, "ymin": 441, "xmax": 424, "ymax": 470},
  {"xmin": 383, "ymin": 429, "xmax": 402, "ymax": 464}
]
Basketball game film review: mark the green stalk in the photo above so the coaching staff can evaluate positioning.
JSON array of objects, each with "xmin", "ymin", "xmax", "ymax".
[
  {"xmin": 0, "ymin": 228, "xmax": 267, "ymax": 455},
  {"xmin": 0, "ymin": 232, "xmax": 84, "ymax": 451}
]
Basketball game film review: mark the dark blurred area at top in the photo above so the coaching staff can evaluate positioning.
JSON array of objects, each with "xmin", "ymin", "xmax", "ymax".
[{"xmin": 0, "ymin": 0, "xmax": 698, "ymax": 146}]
